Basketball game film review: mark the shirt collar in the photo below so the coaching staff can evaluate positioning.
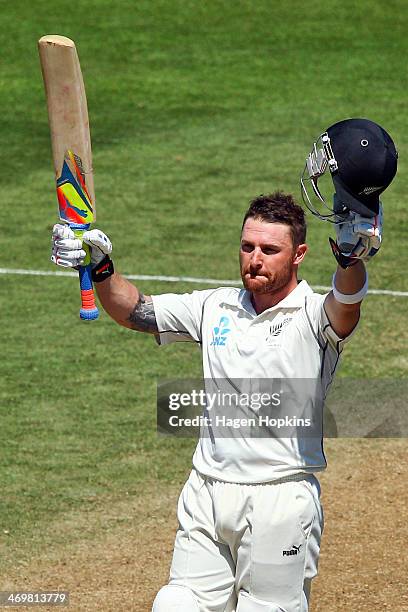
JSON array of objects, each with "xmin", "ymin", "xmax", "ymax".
[{"xmin": 230, "ymin": 280, "xmax": 313, "ymax": 315}]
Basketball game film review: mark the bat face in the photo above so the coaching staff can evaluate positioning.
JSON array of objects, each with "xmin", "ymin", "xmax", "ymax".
[
  {"xmin": 38, "ymin": 34, "xmax": 96, "ymax": 219},
  {"xmin": 57, "ymin": 150, "xmax": 95, "ymax": 225}
]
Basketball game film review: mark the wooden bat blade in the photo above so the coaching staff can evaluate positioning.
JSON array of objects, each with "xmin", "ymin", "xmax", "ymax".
[
  {"xmin": 38, "ymin": 34, "xmax": 96, "ymax": 219},
  {"xmin": 39, "ymin": 34, "xmax": 99, "ymax": 321}
]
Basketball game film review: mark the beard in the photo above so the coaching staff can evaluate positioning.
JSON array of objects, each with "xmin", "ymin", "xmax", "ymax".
[{"xmin": 241, "ymin": 257, "xmax": 294, "ymax": 295}]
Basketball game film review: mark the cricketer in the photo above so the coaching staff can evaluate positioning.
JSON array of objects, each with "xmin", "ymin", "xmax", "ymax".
[{"xmin": 51, "ymin": 118, "xmax": 397, "ymax": 611}]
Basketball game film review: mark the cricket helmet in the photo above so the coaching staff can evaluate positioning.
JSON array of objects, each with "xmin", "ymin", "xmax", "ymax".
[{"xmin": 300, "ymin": 118, "xmax": 398, "ymax": 222}]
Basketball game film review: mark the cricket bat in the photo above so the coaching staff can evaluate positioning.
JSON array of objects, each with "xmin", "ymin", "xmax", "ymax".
[{"xmin": 38, "ymin": 34, "xmax": 99, "ymax": 320}]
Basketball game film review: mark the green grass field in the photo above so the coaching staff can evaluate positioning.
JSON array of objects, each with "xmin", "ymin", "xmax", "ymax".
[{"xmin": 1, "ymin": 0, "xmax": 408, "ymax": 606}]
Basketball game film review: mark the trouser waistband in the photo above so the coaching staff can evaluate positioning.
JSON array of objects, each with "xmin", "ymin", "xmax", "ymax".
[{"xmin": 196, "ymin": 469, "xmax": 316, "ymax": 486}]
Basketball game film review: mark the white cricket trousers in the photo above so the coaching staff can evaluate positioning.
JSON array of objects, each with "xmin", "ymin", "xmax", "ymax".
[{"xmin": 153, "ymin": 469, "xmax": 323, "ymax": 612}]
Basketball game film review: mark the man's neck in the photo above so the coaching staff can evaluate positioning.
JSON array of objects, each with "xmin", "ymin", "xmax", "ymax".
[{"xmin": 250, "ymin": 278, "xmax": 300, "ymax": 314}]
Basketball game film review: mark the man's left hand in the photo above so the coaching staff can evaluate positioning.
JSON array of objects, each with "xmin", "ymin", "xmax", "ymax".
[{"xmin": 329, "ymin": 204, "xmax": 383, "ymax": 269}]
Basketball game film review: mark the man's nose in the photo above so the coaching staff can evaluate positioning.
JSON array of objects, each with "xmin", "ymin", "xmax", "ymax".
[{"xmin": 250, "ymin": 247, "xmax": 263, "ymax": 268}]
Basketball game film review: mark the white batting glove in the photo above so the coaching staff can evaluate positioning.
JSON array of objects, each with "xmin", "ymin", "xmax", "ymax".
[
  {"xmin": 51, "ymin": 224, "xmax": 112, "ymax": 268},
  {"xmin": 333, "ymin": 204, "xmax": 383, "ymax": 264},
  {"xmin": 83, "ymin": 228, "xmax": 113, "ymax": 265}
]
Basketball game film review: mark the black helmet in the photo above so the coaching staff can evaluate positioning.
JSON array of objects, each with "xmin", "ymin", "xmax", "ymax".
[{"xmin": 301, "ymin": 118, "xmax": 398, "ymax": 222}]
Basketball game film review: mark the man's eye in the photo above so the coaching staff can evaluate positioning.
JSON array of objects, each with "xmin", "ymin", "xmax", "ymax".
[
  {"xmin": 241, "ymin": 244, "xmax": 253, "ymax": 253},
  {"xmin": 262, "ymin": 248, "xmax": 276, "ymax": 255}
]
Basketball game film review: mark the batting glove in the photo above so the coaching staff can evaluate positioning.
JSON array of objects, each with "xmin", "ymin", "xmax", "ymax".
[
  {"xmin": 329, "ymin": 204, "xmax": 383, "ymax": 269},
  {"xmin": 51, "ymin": 223, "xmax": 112, "ymax": 268}
]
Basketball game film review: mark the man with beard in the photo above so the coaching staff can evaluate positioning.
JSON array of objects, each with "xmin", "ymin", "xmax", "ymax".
[
  {"xmin": 51, "ymin": 119, "xmax": 397, "ymax": 611},
  {"xmin": 51, "ymin": 190, "xmax": 366, "ymax": 612}
]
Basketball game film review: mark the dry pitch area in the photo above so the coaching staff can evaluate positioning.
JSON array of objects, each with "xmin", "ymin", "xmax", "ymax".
[{"xmin": 4, "ymin": 440, "xmax": 408, "ymax": 611}]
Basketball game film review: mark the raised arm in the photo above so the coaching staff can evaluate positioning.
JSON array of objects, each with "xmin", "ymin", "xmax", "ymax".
[
  {"xmin": 324, "ymin": 261, "xmax": 366, "ymax": 338},
  {"xmin": 95, "ymin": 273, "xmax": 158, "ymax": 333},
  {"xmin": 323, "ymin": 207, "xmax": 382, "ymax": 338}
]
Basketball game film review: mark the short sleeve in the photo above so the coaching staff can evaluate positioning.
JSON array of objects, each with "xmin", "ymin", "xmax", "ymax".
[
  {"xmin": 304, "ymin": 293, "xmax": 359, "ymax": 351},
  {"xmin": 320, "ymin": 300, "xmax": 359, "ymax": 349},
  {"xmin": 151, "ymin": 289, "xmax": 216, "ymax": 345}
]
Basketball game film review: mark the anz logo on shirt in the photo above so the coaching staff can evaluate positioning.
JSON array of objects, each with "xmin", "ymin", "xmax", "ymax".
[{"xmin": 210, "ymin": 316, "xmax": 231, "ymax": 346}]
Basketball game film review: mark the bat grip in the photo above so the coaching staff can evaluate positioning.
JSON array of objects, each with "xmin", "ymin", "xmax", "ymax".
[
  {"xmin": 71, "ymin": 223, "xmax": 99, "ymax": 321},
  {"xmin": 78, "ymin": 264, "xmax": 99, "ymax": 320}
]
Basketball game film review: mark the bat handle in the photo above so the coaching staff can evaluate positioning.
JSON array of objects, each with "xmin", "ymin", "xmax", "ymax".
[
  {"xmin": 78, "ymin": 264, "xmax": 99, "ymax": 320},
  {"xmin": 71, "ymin": 223, "xmax": 99, "ymax": 321}
]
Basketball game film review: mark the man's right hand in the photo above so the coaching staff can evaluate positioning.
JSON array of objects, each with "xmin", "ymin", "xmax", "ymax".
[{"xmin": 51, "ymin": 224, "xmax": 112, "ymax": 268}]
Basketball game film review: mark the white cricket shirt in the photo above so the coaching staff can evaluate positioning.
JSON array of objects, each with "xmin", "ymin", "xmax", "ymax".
[{"xmin": 152, "ymin": 281, "xmax": 355, "ymax": 483}]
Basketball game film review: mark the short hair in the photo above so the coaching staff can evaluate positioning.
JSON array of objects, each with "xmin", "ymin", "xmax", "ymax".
[{"xmin": 242, "ymin": 191, "xmax": 307, "ymax": 247}]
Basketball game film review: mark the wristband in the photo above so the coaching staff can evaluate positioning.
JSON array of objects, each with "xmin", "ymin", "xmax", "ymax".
[
  {"xmin": 332, "ymin": 271, "xmax": 368, "ymax": 304},
  {"xmin": 92, "ymin": 255, "xmax": 115, "ymax": 283}
]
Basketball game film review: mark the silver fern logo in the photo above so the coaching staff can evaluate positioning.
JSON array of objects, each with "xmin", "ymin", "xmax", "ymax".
[
  {"xmin": 359, "ymin": 186, "xmax": 383, "ymax": 195},
  {"xmin": 269, "ymin": 317, "xmax": 292, "ymax": 338}
]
